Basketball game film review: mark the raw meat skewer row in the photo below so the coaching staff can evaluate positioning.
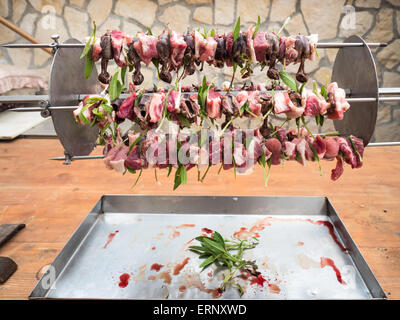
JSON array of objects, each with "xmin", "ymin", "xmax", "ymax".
[
  {"xmin": 103, "ymin": 127, "xmax": 364, "ymax": 183},
  {"xmin": 91, "ymin": 27, "xmax": 318, "ymax": 85}
]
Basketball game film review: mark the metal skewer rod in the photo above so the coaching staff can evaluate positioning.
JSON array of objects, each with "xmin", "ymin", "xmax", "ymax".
[
  {"xmin": 7, "ymin": 97, "xmax": 400, "ymax": 112},
  {"xmin": 50, "ymin": 140, "xmax": 400, "ymax": 161},
  {"xmin": 1, "ymin": 42, "xmax": 388, "ymax": 50},
  {"xmin": 50, "ymin": 155, "xmax": 105, "ymax": 161}
]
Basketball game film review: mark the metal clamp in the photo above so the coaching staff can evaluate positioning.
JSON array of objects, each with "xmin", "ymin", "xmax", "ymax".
[
  {"xmin": 63, "ymin": 151, "xmax": 72, "ymax": 165},
  {"xmin": 39, "ymin": 100, "xmax": 51, "ymax": 118},
  {"xmin": 50, "ymin": 34, "xmax": 60, "ymax": 54}
]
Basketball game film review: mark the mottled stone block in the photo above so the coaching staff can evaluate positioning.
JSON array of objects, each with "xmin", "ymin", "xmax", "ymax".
[
  {"xmin": 237, "ymin": 0, "xmax": 270, "ymax": 25},
  {"xmin": 65, "ymin": 6, "xmax": 89, "ymax": 41},
  {"xmin": 29, "ymin": 0, "xmax": 65, "ymax": 15},
  {"xmin": 159, "ymin": 4, "xmax": 191, "ymax": 32},
  {"xmin": 88, "ymin": 0, "xmax": 113, "ymax": 26},
  {"xmin": 301, "ymin": 0, "xmax": 346, "ymax": 40},
  {"xmin": 215, "ymin": 0, "xmax": 235, "ymax": 26},
  {"xmin": 366, "ymin": 8, "xmax": 394, "ymax": 43},
  {"xmin": 115, "ymin": 0, "xmax": 157, "ymax": 28},
  {"xmin": 193, "ymin": 6, "xmax": 213, "ymax": 25},
  {"xmin": 269, "ymin": 0, "xmax": 297, "ymax": 22}
]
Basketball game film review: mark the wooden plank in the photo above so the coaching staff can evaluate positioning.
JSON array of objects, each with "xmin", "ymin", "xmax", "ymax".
[{"xmin": 0, "ymin": 139, "xmax": 399, "ymax": 299}]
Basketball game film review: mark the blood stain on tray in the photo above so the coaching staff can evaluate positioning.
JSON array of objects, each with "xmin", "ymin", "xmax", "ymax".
[
  {"xmin": 307, "ymin": 220, "xmax": 347, "ymax": 252},
  {"xmin": 179, "ymin": 285, "xmax": 186, "ymax": 292},
  {"xmin": 296, "ymin": 241, "xmax": 304, "ymax": 246},
  {"xmin": 103, "ymin": 230, "xmax": 119, "ymax": 249},
  {"xmin": 148, "ymin": 271, "xmax": 172, "ymax": 284},
  {"xmin": 297, "ymin": 253, "xmax": 320, "ymax": 269},
  {"xmin": 118, "ymin": 273, "xmax": 130, "ymax": 288},
  {"xmin": 201, "ymin": 228, "xmax": 213, "ymax": 234},
  {"xmin": 250, "ymin": 274, "xmax": 267, "ymax": 286},
  {"xmin": 150, "ymin": 263, "xmax": 164, "ymax": 272},
  {"xmin": 167, "ymin": 224, "xmax": 196, "ymax": 239},
  {"xmin": 320, "ymin": 257, "xmax": 346, "ymax": 285},
  {"xmin": 233, "ymin": 217, "xmax": 273, "ymax": 240},
  {"xmin": 152, "ymin": 246, "xmax": 156, "ymax": 250},
  {"xmin": 132, "ymin": 264, "xmax": 147, "ymax": 283},
  {"xmin": 173, "ymin": 257, "xmax": 190, "ymax": 275},
  {"xmin": 182, "ymin": 272, "xmax": 222, "ymax": 298}
]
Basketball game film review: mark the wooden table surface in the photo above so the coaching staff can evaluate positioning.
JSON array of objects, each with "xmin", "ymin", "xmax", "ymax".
[{"xmin": 0, "ymin": 138, "xmax": 399, "ymax": 299}]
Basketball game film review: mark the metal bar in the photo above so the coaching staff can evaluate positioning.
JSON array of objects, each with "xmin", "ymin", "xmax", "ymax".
[
  {"xmin": 367, "ymin": 142, "xmax": 400, "ymax": 147},
  {"xmin": 0, "ymin": 95, "xmax": 49, "ymax": 104},
  {"xmin": 346, "ymin": 97, "xmax": 400, "ymax": 102},
  {"xmin": 50, "ymin": 155, "xmax": 105, "ymax": 161},
  {"xmin": 2, "ymin": 42, "xmax": 387, "ymax": 50},
  {"xmin": 378, "ymin": 88, "xmax": 400, "ymax": 95},
  {"xmin": 8, "ymin": 106, "xmax": 77, "ymax": 112},
  {"xmin": 0, "ymin": 16, "xmax": 53, "ymax": 55},
  {"xmin": 49, "ymin": 139, "xmax": 400, "ymax": 162},
  {"xmin": 316, "ymin": 42, "xmax": 387, "ymax": 48}
]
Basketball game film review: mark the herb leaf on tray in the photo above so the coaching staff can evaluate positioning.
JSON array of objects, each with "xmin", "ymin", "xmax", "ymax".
[{"xmin": 189, "ymin": 231, "xmax": 259, "ymax": 296}]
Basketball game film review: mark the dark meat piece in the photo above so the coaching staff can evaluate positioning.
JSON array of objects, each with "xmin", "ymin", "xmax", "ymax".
[
  {"xmin": 214, "ymin": 37, "xmax": 226, "ymax": 68},
  {"xmin": 221, "ymin": 94, "xmax": 239, "ymax": 117},
  {"xmin": 127, "ymin": 38, "xmax": 144, "ymax": 85},
  {"xmin": 157, "ymin": 33, "xmax": 172, "ymax": 83},
  {"xmin": 265, "ymin": 33, "xmax": 279, "ymax": 80},
  {"xmin": 289, "ymin": 91, "xmax": 302, "ymax": 108},
  {"xmin": 111, "ymin": 98, "xmax": 125, "ymax": 124},
  {"xmin": 98, "ymin": 31, "xmax": 113, "ymax": 84},
  {"xmin": 183, "ymin": 31, "xmax": 196, "ymax": 76},
  {"xmin": 232, "ymin": 33, "xmax": 247, "ymax": 65},
  {"xmin": 294, "ymin": 35, "xmax": 310, "ymax": 83},
  {"xmin": 179, "ymin": 93, "xmax": 200, "ymax": 122},
  {"xmin": 133, "ymin": 94, "xmax": 151, "ymax": 130}
]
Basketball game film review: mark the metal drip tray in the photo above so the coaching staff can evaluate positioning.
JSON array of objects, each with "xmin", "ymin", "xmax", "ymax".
[{"xmin": 29, "ymin": 195, "xmax": 386, "ymax": 300}]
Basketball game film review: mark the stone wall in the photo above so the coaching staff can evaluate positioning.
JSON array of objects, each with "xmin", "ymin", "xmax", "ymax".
[{"xmin": 0, "ymin": 0, "xmax": 399, "ymax": 142}]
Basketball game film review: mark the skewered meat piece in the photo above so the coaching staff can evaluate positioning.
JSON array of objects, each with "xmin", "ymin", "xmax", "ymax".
[
  {"xmin": 232, "ymin": 33, "xmax": 247, "ymax": 65},
  {"xmin": 157, "ymin": 33, "xmax": 172, "ymax": 83},
  {"xmin": 127, "ymin": 38, "xmax": 144, "ymax": 85},
  {"xmin": 146, "ymin": 91, "xmax": 166, "ymax": 123},
  {"xmin": 170, "ymin": 31, "xmax": 187, "ymax": 68},
  {"xmin": 134, "ymin": 32, "xmax": 158, "ymax": 66},
  {"xmin": 206, "ymin": 88, "xmax": 222, "ymax": 119},
  {"xmin": 294, "ymin": 35, "xmax": 310, "ymax": 82},
  {"xmin": 253, "ymin": 31, "xmax": 268, "ymax": 62},
  {"xmin": 214, "ymin": 36, "xmax": 226, "ymax": 68},
  {"xmin": 326, "ymin": 82, "xmax": 350, "ymax": 120},
  {"xmin": 265, "ymin": 33, "xmax": 279, "ymax": 80},
  {"xmin": 183, "ymin": 31, "xmax": 196, "ymax": 76},
  {"xmin": 98, "ymin": 31, "xmax": 113, "ymax": 84}
]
